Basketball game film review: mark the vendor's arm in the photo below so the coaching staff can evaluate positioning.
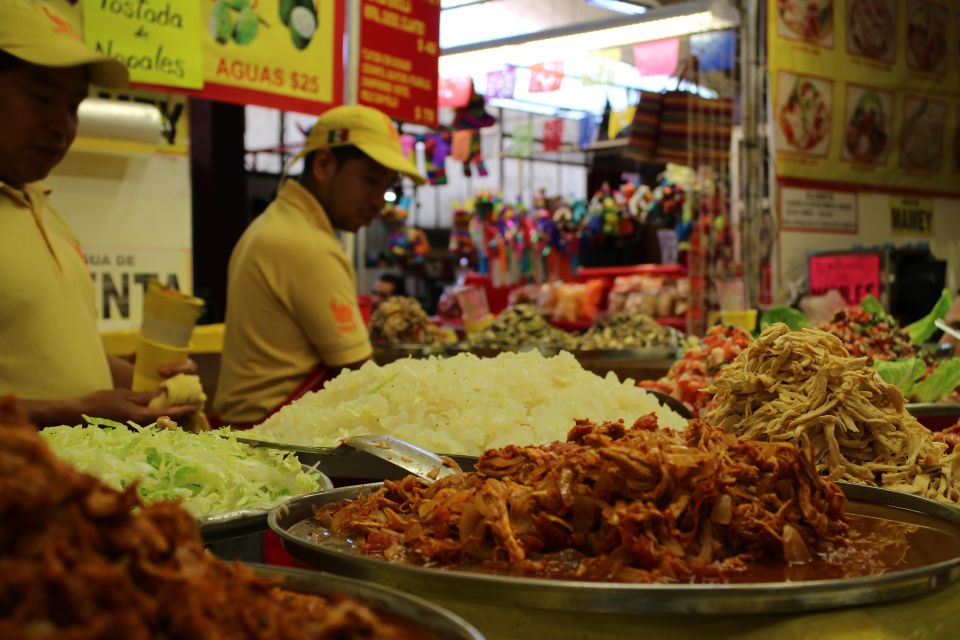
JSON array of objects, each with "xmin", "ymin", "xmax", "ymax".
[
  {"xmin": 20, "ymin": 388, "xmax": 197, "ymax": 428},
  {"xmin": 940, "ymin": 297, "xmax": 960, "ymax": 351},
  {"xmin": 108, "ymin": 355, "xmax": 134, "ymax": 388}
]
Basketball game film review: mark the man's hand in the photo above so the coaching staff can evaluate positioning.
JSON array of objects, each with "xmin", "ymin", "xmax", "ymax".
[
  {"xmin": 159, "ymin": 358, "xmax": 199, "ymax": 378},
  {"xmin": 77, "ymin": 388, "xmax": 197, "ymax": 425}
]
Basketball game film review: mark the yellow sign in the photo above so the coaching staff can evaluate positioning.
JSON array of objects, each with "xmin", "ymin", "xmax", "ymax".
[
  {"xmin": 81, "ymin": 0, "xmax": 204, "ymax": 89},
  {"xmin": 768, "ymin": 0, "xmax": 960, "ymax": 195},
  {"xmin": 201, "ymin": 0, "xmax": 342, "ymax": 112},
  {"xmin": 890, "ymin": 196, "xmax": 934, "ymax": 235}
]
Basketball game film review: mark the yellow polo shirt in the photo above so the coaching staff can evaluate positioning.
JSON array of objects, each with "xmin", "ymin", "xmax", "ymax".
[
  {"xmin": 214, "ymin": 180, "xmax": 372, "ymax": 424},
  {"xmin": 0, "ymin": 182, "xmax": 112, "ymax": 400}
]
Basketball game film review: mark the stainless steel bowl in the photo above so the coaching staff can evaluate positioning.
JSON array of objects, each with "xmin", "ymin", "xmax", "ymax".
[{"xmin": 249, "ymin": 564, "xmax": 484, "ymax": 640}]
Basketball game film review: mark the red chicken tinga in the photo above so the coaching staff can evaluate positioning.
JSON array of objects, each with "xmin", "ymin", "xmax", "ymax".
[{"xmin": 314, "ymin": 417, "xmax": 911, "ymax": 584}]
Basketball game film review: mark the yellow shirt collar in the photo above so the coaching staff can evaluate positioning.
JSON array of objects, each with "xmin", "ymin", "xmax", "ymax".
[
  {"xmin": 0, "ymin": 180, "xmax": 52, "ymax": 207},
  {"xmin": 276, "ymin": 179, "xmax": 335, "ymax": 236}
]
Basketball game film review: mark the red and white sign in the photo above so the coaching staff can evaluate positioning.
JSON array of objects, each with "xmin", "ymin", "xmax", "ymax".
[
  {"xmin": 808, "ymin": 253, "xmax": 882, "ymax": 305},
  {"xmin": 438, "ymin": 76, "xmax": 473, "ymax": 107},
  {"xmin": 358, "ymin": 0, "xmax": 441, "ymax": 126},
  {"xmin": 529, "ymin": 61, "xmax": 564, "ymax": 93}
]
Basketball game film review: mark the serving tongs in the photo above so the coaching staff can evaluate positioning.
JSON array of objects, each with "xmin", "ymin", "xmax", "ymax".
[{"xmin": 339, "ymin": 434, "xmax": 462, "ymax": 484}]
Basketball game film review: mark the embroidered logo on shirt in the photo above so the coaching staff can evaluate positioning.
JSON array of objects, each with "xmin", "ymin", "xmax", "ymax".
[{"xmin": 330, "ymin": 298, "xmax": 359, "ymax": 334}]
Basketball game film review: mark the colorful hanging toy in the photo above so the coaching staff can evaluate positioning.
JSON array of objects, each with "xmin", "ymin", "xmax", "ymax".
[{"xmin": 380, "ymin": 199, "xmax": 429, "ymax": 265}]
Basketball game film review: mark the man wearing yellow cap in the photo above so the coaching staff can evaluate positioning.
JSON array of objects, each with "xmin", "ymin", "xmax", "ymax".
[
  {"xmin": 214, "ymin": 105, "xmax": 426, "ymax": 426},
  {"xmin": 0, "ymin": 0, "xmax": 195, "ymax": 425}
]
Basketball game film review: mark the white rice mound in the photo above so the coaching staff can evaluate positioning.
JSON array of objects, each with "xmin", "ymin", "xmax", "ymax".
[{"xmin": 246, "ymin": 350, "xmax": 687, "ymax": 455}]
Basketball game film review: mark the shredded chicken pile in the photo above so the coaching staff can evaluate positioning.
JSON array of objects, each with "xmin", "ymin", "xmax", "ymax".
[
  {"xmin": 316, "ymin": 415, "xmax": 850, "ymax": 583},
  {"xmin": 706, "ymin": 324, "xmax": 960, "ymax": 504},
  {"xmin": 0, "ymin": 397, "xmax": 434, "ymax": 640}
]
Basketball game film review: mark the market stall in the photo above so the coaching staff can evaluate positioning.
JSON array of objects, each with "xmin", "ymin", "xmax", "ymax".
[{"xmin": 7, "ymin": 1, "xmax": 960, "ymax": 639}]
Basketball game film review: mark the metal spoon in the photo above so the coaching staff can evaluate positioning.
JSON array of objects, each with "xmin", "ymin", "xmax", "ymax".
[
  {"xmin": 645, "ymin": 389, "xmax": 694, "ymax": 420},
  {"xmin": 339, "ymin": 434, "xmax": 462, "ymax": 484},
  {"xmin": 935, "ymin": 319, "xmax": 960, "ymax": 343}
]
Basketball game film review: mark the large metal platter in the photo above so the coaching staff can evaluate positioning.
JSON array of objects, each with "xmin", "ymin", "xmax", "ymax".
[
  {"xmin": 570, "ymin": 346, "xmax": 679, "ymax": 360},
  {"xmin": 373, "ymin": 342, "xmax": 450, "ymax": 364},
  {"xmin": 906, "ymin": 403, "xmax": 960, "ymax": 418},
  {"xmin": 269, "ymin": 482, "xmax": 960, "ymax": 617},
  {"xmin": 248, "ymin": 564, "xmax": 484, "ymax": 640},
  {"xmin": 197, "ymin": 465, "xmax": 333, "ymax": 544},
  {"xmin": 236, "ymin": 437, "xmax": 477, "ymax": 484}
]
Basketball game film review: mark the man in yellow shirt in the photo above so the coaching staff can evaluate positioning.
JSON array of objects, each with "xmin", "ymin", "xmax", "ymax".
[
  {"xmin": 0, "ymin": 1, "xmax": 195, "ymax": 426},
  {"xmin": 215, "ymin": 105, "xmax": 425, "ymax": 426}
]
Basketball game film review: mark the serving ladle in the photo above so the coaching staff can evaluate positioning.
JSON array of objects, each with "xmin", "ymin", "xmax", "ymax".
[{"xmin": 340, "ymin": 434, "xmax": 462, "ymax": 484}]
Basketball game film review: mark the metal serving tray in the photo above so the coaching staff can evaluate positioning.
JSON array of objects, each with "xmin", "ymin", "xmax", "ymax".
[
  {"xmin": 236, "ymin": 437, "xmax": 477, "ymax": 484},
  {"xmin": 197, "ymin": 465, "xmax": 333, "ymax": 544},
  {"xmin": 248, "ymin": 564, "xmax": 484, "ymax": 640},
  {"xmin": 268, "ymin": 482, "xmax": 960, "ymax": 617}
]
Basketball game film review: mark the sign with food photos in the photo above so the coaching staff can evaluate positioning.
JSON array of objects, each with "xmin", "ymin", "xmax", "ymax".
[{"xmin": 768, "ymin": 0, "xmax": 960, "ymax": 196}]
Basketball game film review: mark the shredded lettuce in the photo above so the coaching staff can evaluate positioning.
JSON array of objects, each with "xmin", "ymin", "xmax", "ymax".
[
  {"xmin": 41, "ymin": 422, "xmax": 322, "ymax": 517},
  {"xmin": 906, "ymin": 288, "xmax": 952, "ymax": 345},
  {"xmin": 760, "ymin": 306, "xmax": 809, "ymax": 332}
]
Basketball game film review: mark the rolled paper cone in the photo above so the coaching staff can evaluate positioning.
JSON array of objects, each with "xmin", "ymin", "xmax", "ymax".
[
  {"xmin": 140, "ymin": 280, "xmax": 205, "ymax": 348},
  {"xmin": 131, "ymin": 335, "xmax": 190, "ymax": 392}
]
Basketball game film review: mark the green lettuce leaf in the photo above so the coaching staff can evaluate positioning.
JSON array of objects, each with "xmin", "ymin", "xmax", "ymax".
[
  {"xmin": 905, "ymin": 288, "xmax": 952, "ymax": 344},
  {"xmin": 912, "ymin": 358, "xmax": 960, "ymax": 403},
  {"xmin": 872, "ymin": 358, "xmax": 926, "ymax": 396},
  {"xmin": 40, "ymin": 421, "xmax": 322, "ymax": 517},
  {"xmin": 760, "ymin": 306, "xmax": 809, "ymax": 331},
  {"xmin": 859, "ymin": 294, "xmax": 886, "ymax": 318}
]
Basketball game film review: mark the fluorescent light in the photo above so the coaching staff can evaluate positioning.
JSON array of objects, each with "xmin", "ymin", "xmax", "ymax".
[
  {"xmin": 586, "ymin": 0, "xmax": 650, "ymax": 15},
  {"xmin": 440, "ymin": 0, "xmax": 739, "ymax": 73}
]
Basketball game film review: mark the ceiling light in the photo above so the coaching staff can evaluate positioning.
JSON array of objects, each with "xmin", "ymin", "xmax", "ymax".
[
  {"xmin": 586, "ymin": 0, "xmax": 651, "ymax": 15},
  {"xmin": 440, "ymin": 0, "xmax": 739, "ymax": 73}
]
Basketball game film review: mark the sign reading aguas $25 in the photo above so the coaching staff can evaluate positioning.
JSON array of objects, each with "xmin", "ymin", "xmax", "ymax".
[{"xmin": 200, "ymin": 0, "xmax": 344, "ymax": 113}]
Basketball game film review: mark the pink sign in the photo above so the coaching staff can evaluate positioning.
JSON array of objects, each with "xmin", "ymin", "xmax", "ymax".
[
  {"xmin": 632, "ymin": 38, "xmax": 679, "ymax": 76},
  {"xmin": 438, "ymin": 77, "xmax": 473, "ymax": 107},
  {"xmin": 808, "ymin": 253, "xmax": 882, "ymax": 305},
  {"xmin": 529, "ymin": 61, "xmax": 564, "ymax": 93}
]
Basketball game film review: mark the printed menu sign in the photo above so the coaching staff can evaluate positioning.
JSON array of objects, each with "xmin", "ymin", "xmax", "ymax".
[
  {"xmin": 82, "ymin": 0, "xmax": 203, "ymax": 89},
  {"xmin": 768, "ymin": 0, "xmax": 960, "ymax": 196},
  {"xmin": 780, "ymin": 184, "xmax": 857, "ymax": 232},
  {"xmin": 890, "ymin": 196, "xmax": 934, "ymax": 235},
  {"xmin": 358, "ymin": 0, "xmax": 441, "ymax": 126},
  {"xmin": 199, "ymin": 0, "xmax": 344, "ymax": 114}
]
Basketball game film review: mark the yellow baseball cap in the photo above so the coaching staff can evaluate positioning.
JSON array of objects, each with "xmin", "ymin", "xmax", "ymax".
[
  {"xmin": 0, "ymin": 1, "xmax": 128, "ymax": 89},
  {"xmin": 292, "ymin": 105, "xmax": 426, "ymax": 186}
]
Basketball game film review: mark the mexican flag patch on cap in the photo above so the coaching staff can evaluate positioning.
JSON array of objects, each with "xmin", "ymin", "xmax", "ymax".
[{"xmin": 327, "ymin": 129, "xmax": 349, "ymax": 144}]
